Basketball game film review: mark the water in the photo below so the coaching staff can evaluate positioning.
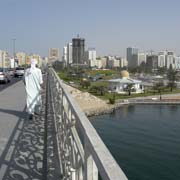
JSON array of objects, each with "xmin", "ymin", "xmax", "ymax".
[{"xmin": 90, "ymin": 105, "xmax": 180, "ymax": 180}]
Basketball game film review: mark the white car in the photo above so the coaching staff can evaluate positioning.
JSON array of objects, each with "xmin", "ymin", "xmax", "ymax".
[
  {"xmin": 0, "ymin": 68, "xmax": 11, "ymax": 83},
  {"xmin": 8, "ymin": 68, "xmax": 15, "ymax": 76},
  {"xmin": 14, "ymin": 67, "xmax": 25, "ymax": 77}
]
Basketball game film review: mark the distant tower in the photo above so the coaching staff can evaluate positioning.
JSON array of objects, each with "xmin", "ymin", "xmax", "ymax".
[
  {"xmin": 49, "ymin": 48, "xmax": 60, "ymax": 62},
  {"xmin": 63, "ymin": 46, "xmax": 67, "ymax": 65},
  {"xmin": 85, "ymin": 48, "xmax": 96, "ymax": 67},
  {"xmin": 67, "ymin": 43, "xmax": 73, "ymax": 65},
  {"xmin": 72, "ymin": 35, "xmax": 85, "ymax": 64},
  {"xmin": 127, "ymin": 47, "xmax": 138, "ymax": 68}
]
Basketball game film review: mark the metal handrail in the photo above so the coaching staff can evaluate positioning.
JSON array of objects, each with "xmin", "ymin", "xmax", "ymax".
[{"xmin": 49, "ymin": 67, "xmax": 128, "ymax": 180}]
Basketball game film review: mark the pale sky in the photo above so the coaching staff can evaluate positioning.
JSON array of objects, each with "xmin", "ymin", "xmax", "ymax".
[{"xmin": 0, "ymin": 0, "xmax": 180, "ymax": 57}]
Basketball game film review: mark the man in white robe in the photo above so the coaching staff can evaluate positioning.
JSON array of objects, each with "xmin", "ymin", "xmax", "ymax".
[{"xmin": 24, "ymin": 59, "xmax": 43, "ymax": 119}]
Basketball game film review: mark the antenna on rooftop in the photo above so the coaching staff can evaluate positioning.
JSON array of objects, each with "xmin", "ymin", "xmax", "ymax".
[
  {"xmin": 77, "ymin": 34, "xmax": 80, "ymax": 38},
  {"xmin": 150, "ymin": 49, "xmax": 153, "ymax": 55}
]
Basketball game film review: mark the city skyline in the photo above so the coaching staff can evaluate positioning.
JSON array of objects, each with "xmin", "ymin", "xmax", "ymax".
[{"xmin": 0, "ymin": 0, "xmax": 180, "ymax": 57}]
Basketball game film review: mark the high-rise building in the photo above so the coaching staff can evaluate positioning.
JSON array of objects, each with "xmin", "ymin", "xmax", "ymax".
[
  {"xmin": 49, "ymin": 48, "xmax": 60, "ymax": 62},
  {"xmin": 16, "ymin": 52, "xmax": 26, "ymax": 66},
  {"xmin": 127, "ymin": 47, "xmax": 138, "ymax": 68},
  {"xmin": 85, "ymin": 48, "xmax": 96, "ymax": 67},
  {"xmin": 67, "ymin": 43, "xmax": 73, "ymax": 65},
  {"xmin": 95, "ymin": 57, "xmax": 107, "ymax": 69},
  {"xmin": 146, "ymin": 55, "xmax": 158, "ymax": 70},
  {"xmin": 24, "ymin": 54, "xmax": 42, "ymax": 67},
  {"xmin": 31, "ymin": 54, "xmax": 43, "ymax": 67},
  {"xmin": 63, "ymin": 46, "xmax": 67, "ymax": 66},
  {"xmin": 166, "ymin": 51, "xmax": 175, "ymax": 69},
  {"xmin": 0, "ymin": 50, "xmax": 10, "ymax": 68},
  {"xmin": 138, "ymin": 52, "xmax": 146, "ymax": 66},
  {"xmin": 120, "ymin": 58, "xmax": 128, "ymax": 68},
  {"xmin": 158, "ymin": 51, "xmax": 167, "ymax": 68},
  {"xmin": 72, "ymin": 37, "xmax": 85, "ymax": 64},
  {"xmin": 175, "ymin": 56, "xmax": 180, "ymax": 70},
  {"xmin": 107, "ymin": 56, "xmax": 120, "ymax": 69}
]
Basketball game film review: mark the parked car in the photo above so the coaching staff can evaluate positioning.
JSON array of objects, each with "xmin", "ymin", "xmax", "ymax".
[
  {"xmin": 0, "ymin": 68, "xmax": 11, "ymax": 83},
  {"xmin": 14, "ymin": 67, "xmax": 25, "ymax": 77},
  {"xmin": 8, "ymin": 68, "xmax": 15, "ymax": 76}
]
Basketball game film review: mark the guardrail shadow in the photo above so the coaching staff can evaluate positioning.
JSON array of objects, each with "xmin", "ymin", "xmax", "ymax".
[{"xmin": 0, "ymin": 107, "xmax": 45, "ymax": 179}]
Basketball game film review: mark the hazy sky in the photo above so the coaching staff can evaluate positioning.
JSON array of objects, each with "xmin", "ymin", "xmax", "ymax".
[{"xmin": 0, "ymin": 0, "xmax": 180, "ymax": 57}]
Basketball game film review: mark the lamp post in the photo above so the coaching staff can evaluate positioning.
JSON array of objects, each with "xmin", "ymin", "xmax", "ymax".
[
  {"xmin": 77, "ymin": 47, "xmax": 79, "ymax": 76},
  {"xmin": 12, "ymin": 38, "xmax": 16, "ymax": 68}
]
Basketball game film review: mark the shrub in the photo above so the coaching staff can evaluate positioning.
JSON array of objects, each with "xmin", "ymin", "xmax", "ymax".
[
  {"xmin": 109, "ymin": 97, "xmax": 115, "ymax": 104},
  {"xmin": 80, "ymin": 79, "xmax": 91, "ymax": 89}
]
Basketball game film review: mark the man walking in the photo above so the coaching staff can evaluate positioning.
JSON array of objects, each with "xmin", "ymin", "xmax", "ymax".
[{"xmin": 24, "ymin": 59, "xmax": 43, "ymax": 119}]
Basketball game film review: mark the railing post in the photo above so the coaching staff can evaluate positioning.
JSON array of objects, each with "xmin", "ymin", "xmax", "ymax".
[
  {"xmin": 84, "ymin": 140, "xmax": 98, "ymax": 180},
  {"xmin": 71, "ymin": 168, "xmax": 76, "ymax": 180}
]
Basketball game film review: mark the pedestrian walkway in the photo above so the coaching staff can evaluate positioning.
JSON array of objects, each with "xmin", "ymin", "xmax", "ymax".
[
  {"xmin": 0, "ymin": 79, "xmax": 61, "ymax": 180},
  {"xmin": 0, "ymin": 81, "xmax": 45, "ymax": 179}
]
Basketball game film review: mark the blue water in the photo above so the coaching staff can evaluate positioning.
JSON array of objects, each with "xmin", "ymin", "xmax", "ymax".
[{"xmin": 90, "ymin": 105, "xmax": 180, "ymax": 180}]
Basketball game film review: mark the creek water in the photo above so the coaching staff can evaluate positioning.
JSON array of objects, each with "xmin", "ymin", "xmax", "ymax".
[{"xmin": 90, "ymin": 105, "xmax": 180, "ymax": 180}]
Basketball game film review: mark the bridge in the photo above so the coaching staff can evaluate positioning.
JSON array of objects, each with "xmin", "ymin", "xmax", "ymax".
[{"xmin": 0, "ymin": 68, "xmax": 128, "ymax": 180}]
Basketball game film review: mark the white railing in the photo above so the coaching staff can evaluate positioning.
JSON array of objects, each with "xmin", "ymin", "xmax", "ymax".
[{"xmin": 48, "ymin": 68, "xmax": 128, "ymax": 180}]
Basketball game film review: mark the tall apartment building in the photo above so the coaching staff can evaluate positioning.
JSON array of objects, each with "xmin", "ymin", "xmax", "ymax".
[
  {"xmin": 166, "ymin": 51, "xmax": 175, "ymax": 69},
  {"xmin": 146, "ymin": 55, "xmax": 158, "ymax": 69},
  {"xmin": 85, "ymin": 48, "xmax": 96, "ymax": 67},
  {"xmin": 63, "ymin": 46, "xmax": 68, "ymax": 66},
  {"xmin": 49, "ymin": 48, "xmax": 60, "ymax": 62},
  {"xmin": 158, "ymin": 51, "xmax": 167, "ymax": 68},
  {"xmin": 33, "ymin": 54, "xmax": 43, "ymax": 67},
  {"xmin": 120, "ymin": 58, "xmax": 128, "ymax": 68},
  {"xmin": 67, "ymin": 43, "xmax": 73, "ymax": 65},
  {"xmin": 127, "ymin": 47, "xmax": 138, "ymax": 68},
  {"xmin": 25, "ymin": 54, "xmax": 42, "ymax": 67},
  {"xmin": 107, "ymin": 56, "xmax": 120, "ymax": 69},
  {"xmin": 0, "ymin": 50, "xmax": 10, "ymax": 68},
  {"xmin": 16, "ymin": 52, "xmax": 26, "ymax": 66},
  {"xmin": 138, "ymin": 52, "xmax": 146, "ymax": 66},
  {"xmin": 175, "ymin": 56, "xmax": 180, "ymax": 70},
  {"xmin": 72, "ymin": 37, "xmax": 85, "ymax": 65},
  {"xmin": 25, "ymin": 55, "xmax": 31, "ymax": 66},
  {"xmin": 95, "ymin": 57, "xmax": 107, "ymax": 69}
]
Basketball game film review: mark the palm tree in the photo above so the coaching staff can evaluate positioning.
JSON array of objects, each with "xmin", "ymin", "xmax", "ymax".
[
  {"xmin": 154, "ymin": 82, "xmax": 165, "ymax": 100},
  {"xmin": 167, "ymin": 65, "xmax": 177, "ymax": 92},
  {"xmin": 125, "ymin": 84, "xmax": 134, "ymax": 96}
]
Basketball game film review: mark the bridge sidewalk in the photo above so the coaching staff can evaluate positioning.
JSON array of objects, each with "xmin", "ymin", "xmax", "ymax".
[{"xmin": 0, "ymin": 80, "xmax": 45, "ymax": 179}]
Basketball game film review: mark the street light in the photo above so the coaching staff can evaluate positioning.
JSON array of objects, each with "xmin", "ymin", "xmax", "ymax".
[
  {"xmin": 12, "ymin": 38, "xmax": 16, "ymax": 68},
  {"xmin": 76, "ymin": 47, "xmax": 79, "ymax": 75}
]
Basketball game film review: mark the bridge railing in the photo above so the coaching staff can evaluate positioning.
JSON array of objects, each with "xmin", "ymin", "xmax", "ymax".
[{"xmin": 48, "ymin": 68, "xmax": 128, "ymax": 180}]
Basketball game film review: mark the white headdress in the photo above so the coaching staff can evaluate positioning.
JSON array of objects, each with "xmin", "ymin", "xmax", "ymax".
[{"xmin": 30, "ymin": 59, "xmax": 37, "ymax": 72}]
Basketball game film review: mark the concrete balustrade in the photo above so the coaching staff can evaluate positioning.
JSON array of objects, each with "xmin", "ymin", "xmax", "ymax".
[{"xmin": 48, "ymin": 68, "xmax": 128, "ymax": 180}]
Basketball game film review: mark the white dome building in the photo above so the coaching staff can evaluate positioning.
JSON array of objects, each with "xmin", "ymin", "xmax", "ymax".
[{"xmin": 108, "ymin": 71, "xmax": 144, "ymax": 94}]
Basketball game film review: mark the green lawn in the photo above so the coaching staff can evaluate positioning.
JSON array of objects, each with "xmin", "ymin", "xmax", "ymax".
[
  {"xmin": 58, "ymin": 71, "xmax": 180, "ymax": 101},
  {"xmin": 90, "ymin": 88, "xmax": 180, "ymax": 101}
]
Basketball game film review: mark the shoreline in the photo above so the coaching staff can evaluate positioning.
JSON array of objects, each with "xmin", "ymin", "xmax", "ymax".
[
  {"xmin": 64, "ymin": 83, "xmax": 180, "ymax": 117},
  {"xmin": 85, "ymin": 101, "xmax": 180, "ymax": 117}
]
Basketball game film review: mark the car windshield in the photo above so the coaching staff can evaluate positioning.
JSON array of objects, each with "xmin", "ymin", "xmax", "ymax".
[
  {"xmin": 16, "ymin": 68, "xmax": 24, "ymax": 70},
  {"xmin": 0, "ymin": 68, "xmax": 4, "ymax": 72}
]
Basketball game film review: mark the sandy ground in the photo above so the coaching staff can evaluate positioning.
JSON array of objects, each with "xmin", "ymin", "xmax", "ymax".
[{"xmin": 64, "ymin": 84, "xmax": 112, "ymax": 115}]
